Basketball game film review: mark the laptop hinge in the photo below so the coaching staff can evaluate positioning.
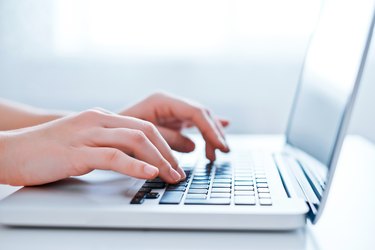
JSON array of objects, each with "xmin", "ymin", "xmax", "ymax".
[{"xmin": 273, "ymin": 153, "xmax": 320, "ymax": 220}]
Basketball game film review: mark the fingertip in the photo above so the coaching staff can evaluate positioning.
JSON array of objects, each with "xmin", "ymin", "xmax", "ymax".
[
  {"xmin": 220, "ymin": 119, "xmax": 230, "ymax": 127},
  {"xmin": 176, "ymin": 166, "xmax": 186, "ymax": 180},
  {"xmin": 143, "ymin": 164, "xmax": 159, "ymax": 179}
]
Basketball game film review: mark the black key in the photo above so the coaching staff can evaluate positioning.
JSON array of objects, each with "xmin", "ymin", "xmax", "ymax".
[
  {"xmin": 134, "ymin": 192, "xmax": 147, "ymax": 198},
  {"xmin": 138, "ymin": 187, "xmax": 152, "ymax": 193},
  {"xmin": 142, "ymin": 182, "xmax": 166, "ymax": 189},
  {"xmin": 146, "ymin": 178, "xmax": 164, "ymax": 183},
  {"xmin": 166, "ymin": 186, "xmax": 186, "ymax": 191},
  {"xmin": 159, "ymin": 191, "xmax": 184, "ymax": 204},
  {"xmin": 145, "ymin": 192, "xmax": 160, "ymax": 199},
  {"xmin": 168, "ymin": 182, "xmax": 188, "ymax": 188},
  {"xmin": 184, "ymin": 198, "xmax": 231, "ymax": 205},
  {"xmin": 130, "ymin": 196, "xmax": 145, "ymax": 204}
]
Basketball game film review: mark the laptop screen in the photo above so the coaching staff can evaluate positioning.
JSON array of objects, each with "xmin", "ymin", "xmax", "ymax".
[
  {"xmin": 286, "ymin": 0, "xmax": 374, "ymax": 167},
  {"xmin": 285, "ymin": 0, "xmax": 374, "ymax": 222}
]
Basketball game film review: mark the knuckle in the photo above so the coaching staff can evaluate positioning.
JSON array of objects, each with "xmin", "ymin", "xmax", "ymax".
[
  {"xmin": 104, "ymin": 149, "xmax": 122, "ymax": 164},
  {"xmin": 80, "ymin": 109, "xmax": 104, "ymax": 120},
  {"xmin": 132, "ymin": 130, "xmax": 147, "ymax": 144},
  {"xmin": 141, "ymin": 121, "xmax": 158, "ymax": 136}
]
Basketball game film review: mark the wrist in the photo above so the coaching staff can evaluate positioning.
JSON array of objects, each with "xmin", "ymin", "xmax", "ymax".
[{"xmin": 0, "ymin": 132, "xmax": 10, "ymax": 185}]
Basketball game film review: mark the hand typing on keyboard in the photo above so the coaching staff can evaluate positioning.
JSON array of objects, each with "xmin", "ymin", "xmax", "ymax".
[{"xmin": 0, "ymin": 92, "xmax": 229, "ymax": 186}]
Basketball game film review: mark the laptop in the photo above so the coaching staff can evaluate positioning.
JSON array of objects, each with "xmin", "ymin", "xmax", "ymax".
[{"xmin": 0, "ymin": 0, "xmax": 374, "ymax": 230}]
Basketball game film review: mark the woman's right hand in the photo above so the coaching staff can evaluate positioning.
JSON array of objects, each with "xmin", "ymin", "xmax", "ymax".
[{"xmin": 0, "ymin": 109, "xmax": 183, "ymax": 186}]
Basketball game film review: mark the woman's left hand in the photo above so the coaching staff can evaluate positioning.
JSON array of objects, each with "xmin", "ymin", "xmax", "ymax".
[{"xmin": 120, "ymin": 92, "xmax": 230, "ymax": 163}]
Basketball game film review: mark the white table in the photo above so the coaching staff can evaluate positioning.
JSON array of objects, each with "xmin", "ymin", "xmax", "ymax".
[{"xmin": 1, "ymin": 135, "xmax": 374, "ymax": 250}]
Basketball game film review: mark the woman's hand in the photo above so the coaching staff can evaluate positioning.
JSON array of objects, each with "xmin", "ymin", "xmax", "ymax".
[
  {"xmin": 120, "ymin": 92, "xmax": 230, "ymax": 162},
  {"xmin": 0, "ymin": 109, "xmax": 184, "ymax": 186}
]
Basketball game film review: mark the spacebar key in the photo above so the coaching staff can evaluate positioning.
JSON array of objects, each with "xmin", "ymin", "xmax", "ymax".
[
  {"xmin": 159, "ymin": 191, "xmax": 184, "ymax": 204},
  {"xmin": 184, "ymin": 198, "xmax": 231, "ymax": 205}
]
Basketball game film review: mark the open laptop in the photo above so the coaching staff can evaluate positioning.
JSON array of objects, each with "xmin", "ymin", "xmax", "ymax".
[{"xmin": 0, "ymin": 0, "xmax": 374, "ymax": 230}]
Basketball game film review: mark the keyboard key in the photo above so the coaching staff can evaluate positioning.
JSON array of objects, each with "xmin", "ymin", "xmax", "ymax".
[
  {"xmin": 235, "ymin": 176, "xmax": 253, "ymax": 181},
  {"xmin": 257, "ymin": 183, "xmax": 268, "ymax": 188},
  {"xmin": 213, "ymin": 179, "xmax": 232, "ymax": 183},
  {"xmin": 259, "ymin": 198, "xmax": 273, "ymax": 206},
  {"xmin": 159, "ymin": 191, "xmax": 184, "ymax": 204},
  {"xmin": 145, "ymin": 192, "xmax": 160, "ymax": 199},
  {"xmin": 189, "ymin": 184, "xmax": 209, "ymax": 189},
  {"xmin": 169, "ymin": 182, "xmax": 188, "ymax": 187},
  {"xmin": 146, "ymin": 178, "xmax": 164, "ymax": 183},
  {"xmin": 235, "ymin": 186, "xmax": 254, "ymax": 191},
  {"xmin": 191, "ymin": 180, "xmax": 210, "ymax": 185},
  {"xmin": 214, "ymin": 175, "xmax": 232, "ymax": 179},
  {"xmin": 257, "ymin": 188, "xmax": 270, "ymax": 193},
  {"xmin": 134, "ymin": 192, "xmax": 147, "ymax": 198},
  {"xmin": 193, "ymin": 173, "xmax": 211, "ymax": 177},
  {"xmin": 130, "ymin": 196, "xmax": 145, "ymax": 204},
  {"xmin": 256, "ymin": 179, "xmax": 268, "ymax": 183},
  {"xmin": 193, "ymin": 176, "xmax": 210, "ymax": 181},
  {"xmin": 234, "ymin": 190, "xmax": 255, "ymax": 196},
  {"xmin": 138, "ymin": 188, "xmax": 152, "ymax": 193},
  {"xmin": 211, "ymin": 188, "xmax": 231, "ymax": 193},
  {"xmin": 166, "ymin": 186, "xmax": 186, "ymax": 192},
  {"xmin": 186, "ymin": 194, "xmax": 207, "ymax": 199},
  {"xmin": 142, "ymin": 182, "xmax": 166, "ymax": 189},
  {"xmin": 188, "ymin": 189, "xmax": 208, "ymax": 194},
  {"xmin": 184, "ymin": 198, "xmax": 231, "ymax": 205},
  {"xmin": 212, "ymin": 183, "xmax": 231, "ymax": 188},
  {"xmin": 234, "ymin": 181, "xmax": 254, "ymax": 186},
  {"xmin": 210, "ymin": 193, "xmax": 231, "ymax": 198},
  {"xmin": 234, "ymin": 196, "xmax": 256, "ymax": 205},
  {"xmin": 258, "ymin": 193, "xmax": 271, "ymax": 198}
]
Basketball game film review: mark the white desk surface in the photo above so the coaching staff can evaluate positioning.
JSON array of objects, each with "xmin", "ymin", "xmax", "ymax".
[{"xmin": 0, "ymin": 135, "xmax": 374, "ymax": 250}]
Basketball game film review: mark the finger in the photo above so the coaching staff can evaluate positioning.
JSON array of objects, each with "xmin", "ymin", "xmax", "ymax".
[
  {"xmin": 161, "ymin": 96, "xmax": 229, "ymax": 152},
  {"xmin": 191, "ymin": 109, "xmax": 229, "ymax": 152},
  {"xmin": 91, "ymin": 128, "xmax": 182, "ymax": 183},
  {"xmin": 82, "ymin": 147, "xmax": 159, "ymax": 180},
  {"xmin": 219, "ymin": 118, "xmax": 230, "ymax": 127},
  {"xmin": 157, "ymin": 126, "xmax": 196, "ymax": 153},
  {"xmin": 212, "ymin": 117, "xmax": 230, "ymax": 153},
  {"xmin": 205, "ymin": 142, "xmax": 216, "ymax": 162},
  {"xmin": 97, "ymin": 114, "xmax": 185, "ymax": 180}
]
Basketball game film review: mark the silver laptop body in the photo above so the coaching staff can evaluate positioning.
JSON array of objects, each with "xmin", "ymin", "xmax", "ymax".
[{"xmin": 0, "ymin": 0, "xmax": 374, "ymax": 230}]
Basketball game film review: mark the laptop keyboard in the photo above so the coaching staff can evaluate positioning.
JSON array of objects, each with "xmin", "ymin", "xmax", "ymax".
[{"xmin": 130, "ymin": 157, "xmax": 273, "ymax": 206}]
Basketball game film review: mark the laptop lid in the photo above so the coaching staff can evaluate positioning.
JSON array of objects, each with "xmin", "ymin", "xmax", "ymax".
[{"xmin": 285, "ymin": 0, "xmax": 375, "ymax": 223}]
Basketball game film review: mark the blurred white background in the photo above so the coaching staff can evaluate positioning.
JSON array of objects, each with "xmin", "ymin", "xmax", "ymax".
[{"xmin": 0, "ymin": 0, "xmax": 374, "ymax": 140}]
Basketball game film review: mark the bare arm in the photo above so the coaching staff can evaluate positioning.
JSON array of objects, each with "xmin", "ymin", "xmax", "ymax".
[{"xmin": 0, "ymin": 99, "xmax": 69, "ymax": 130}]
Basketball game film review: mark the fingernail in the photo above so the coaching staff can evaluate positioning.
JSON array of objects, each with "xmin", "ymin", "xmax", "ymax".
[
  {"xmin": 178, "ymin": 167, "xmax": 186, "ymax": 179},
  {"xmin": 144, "ymin": 165, "xmax": 159, "ymax": 177},
  {"xmin": 169, "ymin": 168, "xmax": 181, "ymax": 182},
  {"xmin": 219, "ymin": 137, "xmax": 229, "ymax": 151}
]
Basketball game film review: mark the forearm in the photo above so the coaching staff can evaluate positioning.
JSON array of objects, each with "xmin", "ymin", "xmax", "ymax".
[{"xmin": 0, "ymin": 99, "xmax": 70, "ymax": 130}]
